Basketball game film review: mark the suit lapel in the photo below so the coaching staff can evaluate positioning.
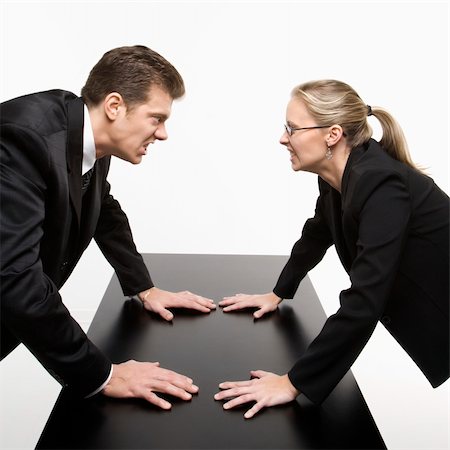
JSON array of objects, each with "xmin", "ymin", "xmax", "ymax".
[{"xmin": 66, "ymin": 97, "xmax": 84, "ymax": 227}]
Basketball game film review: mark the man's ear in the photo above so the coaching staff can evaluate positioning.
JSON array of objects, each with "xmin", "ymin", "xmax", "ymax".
[
  {"xmin": 104, "ymin": 92, "xmax": 125, "ymax": 121},
  {"xmin": 326, "ymin": 124, "xmax": 344, "ymax": 147}
]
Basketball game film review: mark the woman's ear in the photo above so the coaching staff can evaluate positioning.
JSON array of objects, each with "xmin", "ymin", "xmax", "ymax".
[
  {"xmin": 104, "ymin": 92, "xmax": 125, "ymax": 121},
  {"xmin": 326, "ymin": 124, "xmax": 344, "ymax": 147}
]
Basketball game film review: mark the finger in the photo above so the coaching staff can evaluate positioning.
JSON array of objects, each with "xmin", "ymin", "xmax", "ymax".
[
  {"xmin": 184, "ymin": 301, "xmax": 214, "ymax": 313},
  {"xmin": 181, "ymin": 293, "xmax": 217, "ymax": 310},
  {"xmin": 244, "ymin": 400, "xmax": 265, "ymax": 419},
  {"xmin": 222, "ymin": 299, "xmax": 255, "ymax": 312},
  {"xmin": 223, "ymin": 393, "xmax": 255, "ymax": 410},
  {"xmin": 215, "ymin": 386, "xmax": 253, "ymax": 400},
  {"xmin": 218, "ymin": 380, "xmax": 254, "ymax": 389},
  {"xmin": 179, "ymin": 291, "xmax": 216, "ymax": 305},
  {"xmin": 156, "ymin": 371, "xmax": 199, "ymax": 394},
  {"xmin": 219, "ymin": 297, "xmax": 240, "ymax": 306},
  {"xmin": 220, "ymin": 293, "xmax": 250, "ymax": 304},
  {"xmin": 148, "ymin": 380, "xmax": 193, "ymax": 401},
  {"xmin": 150, "ymin": 367, "xmax": 198, "ymax": 392},
  {"xmin": 219, "ymin": 298, "xmax": 249, "ymax": 307},
  {"xmin": 250, "ymin": 370, "xmax": 273, "ymax": 378},
  {"xmin": 193, "ymin": 296, "xmax": 217, "ymax": 309},
  {"xmin": 171, "ymin": 296, "xmax": 213, "ymax": 313},
  {"xmin": 142, "ymin": 390, "xmax": 172, "ymax": 410}
]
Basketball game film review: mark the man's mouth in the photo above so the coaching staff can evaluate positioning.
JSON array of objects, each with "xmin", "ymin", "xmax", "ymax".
[{"xmin": 141, "ymin": 142, "xmax": 152, "ymax": 154}]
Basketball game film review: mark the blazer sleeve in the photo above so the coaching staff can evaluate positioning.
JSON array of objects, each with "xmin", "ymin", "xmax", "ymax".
[
  {"xmin": 273, "ymin": 180, "xmax": 334, "ymax": 299},
  {"xmin": 288, "ymin": 171, "xmax": 411, "ymax": 404},
  {"xmin": 0, "ymin": 124, "xmax": 111, "ymax": 396},
  {"xmin": 94, "ymin": 179, "xmax": 153, "ymax": 297}
]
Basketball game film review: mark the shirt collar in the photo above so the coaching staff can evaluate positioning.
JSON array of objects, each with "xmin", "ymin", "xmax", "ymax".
[{"xmin": 82, "ymin": 104, "xmax": 96, "ymax": 175}]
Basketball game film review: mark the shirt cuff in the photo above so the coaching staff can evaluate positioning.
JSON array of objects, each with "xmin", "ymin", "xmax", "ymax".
[{"xmin": 84, "ymin": 364, "xmax": 113, "ymax": 398}]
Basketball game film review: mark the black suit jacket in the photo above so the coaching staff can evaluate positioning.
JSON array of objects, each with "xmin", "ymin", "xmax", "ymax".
[
  {"xmin": 1, "ymin": 90, "xmax": 153, "ymax": 396},
  {"xmin": 274, "ymin": 139, "xmax": 449, "ymax": 404}
]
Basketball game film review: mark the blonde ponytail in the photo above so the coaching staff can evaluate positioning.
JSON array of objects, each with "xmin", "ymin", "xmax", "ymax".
[{"xmin": 370, "ymin": 106, "xmax": 417, "ymax": 170}]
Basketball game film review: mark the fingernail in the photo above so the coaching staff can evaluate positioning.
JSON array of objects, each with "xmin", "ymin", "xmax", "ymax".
[
  {"xmin": 214, "ymin": 394, "xmax": 219, "ymax": 400},
  {"xmin": 219, "ymin": 383, "xmax": 224, "ymax": 388},
  {"xmin": 223, "ymin": 404, "xmax": 229, "ymax": 409}
]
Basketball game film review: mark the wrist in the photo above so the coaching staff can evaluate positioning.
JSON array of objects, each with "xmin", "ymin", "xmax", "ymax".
[
  {"xmin": 138, "ymin": 287, "xmax": 155, "ymax": 302},
  {"xmin": 283, "ymin": 374, "xmax": 300, "ymax": 397},
  {"xmin": 271, "ymin": 292, "xmax": 283, "ymax": 304}
]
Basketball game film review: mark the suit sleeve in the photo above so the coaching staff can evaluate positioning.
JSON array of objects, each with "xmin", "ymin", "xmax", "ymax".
[
  {"xmin": 288, "ymin": 171, "xmax": 411, "ymax": 404},
  {"xmin": 94, "ymin": 180, "xmax": 153, "ymax": 296},
  {"xmin": 0, "ymin": 124, "xmax": 111, "ymax": 396},
  {"xmin": 273, "ymin": 180, "xmax": 334, "ymax": 299}
]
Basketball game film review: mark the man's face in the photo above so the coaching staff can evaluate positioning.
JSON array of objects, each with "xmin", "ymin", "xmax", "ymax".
[{"xmin": 108, "ymin": 85, "xmax": 173, "ymax": 164}]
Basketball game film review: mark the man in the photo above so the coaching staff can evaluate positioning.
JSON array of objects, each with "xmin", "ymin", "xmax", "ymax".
[{"xmin": 1, "ymin": 45, "xmax": 215, "ymax": 409}]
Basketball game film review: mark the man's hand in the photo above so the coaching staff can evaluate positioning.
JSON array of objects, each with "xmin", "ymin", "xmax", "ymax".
[
  {"xmin": 214, "ymin": 371, "xmax": 299, "ymax": 419},
  {"xmin": 219, "ymin": 292, "xmax": 282, "ymax": 319},
  {"xmin": 138, "ymin": 287, "xmax": 216, "ymax": 321},
  {"xmin": 102, "ymin": 360, "xmax": 199, "ymax": 409}
]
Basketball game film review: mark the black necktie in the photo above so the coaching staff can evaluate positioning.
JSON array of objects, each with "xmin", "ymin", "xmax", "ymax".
[{"xmin": 81, "ymin": 167, "xmax": 94, "ymax": 193}]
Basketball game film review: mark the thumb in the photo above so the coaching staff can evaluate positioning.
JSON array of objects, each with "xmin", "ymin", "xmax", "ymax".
[
  {"xmin": 156, "ymin": 306, "xmax": 173, "ymax": 321},
  {"xmin": 253, "ymin": 306, "xmax": 267, "ymax": 319},
  {"xmin": 147, "ymin": 300, "xmax": 174, "ymax": 321}
]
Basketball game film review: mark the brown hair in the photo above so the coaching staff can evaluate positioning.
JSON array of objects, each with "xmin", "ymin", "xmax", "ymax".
[
  {"xmin": 291, "ymin": 80, "xmax": 419, "ymax": 170},
  {"xmin": 81, "ymin": 45, "xmax": 185, "ymax": 109}
]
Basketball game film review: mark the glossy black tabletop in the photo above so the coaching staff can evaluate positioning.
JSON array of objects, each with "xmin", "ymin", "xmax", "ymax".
[{"xmin": 37, "ymin": 254, "xmax": 385, "ymax": 449}]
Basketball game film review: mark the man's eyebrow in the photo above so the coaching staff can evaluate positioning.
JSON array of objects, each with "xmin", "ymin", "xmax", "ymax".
[{"xmin": 150, "ymin": 112, "xmax": 169, "ymax": 121}]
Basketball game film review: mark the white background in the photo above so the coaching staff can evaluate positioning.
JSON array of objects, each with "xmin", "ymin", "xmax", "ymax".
[{"xmin": 0, "ymin": 1, "xmax": 448, "ymax": 449}]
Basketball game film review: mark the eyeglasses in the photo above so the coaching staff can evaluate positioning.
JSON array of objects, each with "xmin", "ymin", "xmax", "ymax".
[{"xmin": 284, "ymin": 124, "xmax": 330, "ymax": 137}]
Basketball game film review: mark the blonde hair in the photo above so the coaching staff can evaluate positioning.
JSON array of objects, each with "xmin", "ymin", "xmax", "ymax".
[{"xmin": 291, "ymin": 80, "xmax": 419, "ymax": 170}]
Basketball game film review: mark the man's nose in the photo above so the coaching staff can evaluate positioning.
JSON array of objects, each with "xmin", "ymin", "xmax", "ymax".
[{"xmin": 155, "ymin": 124, "xmax": 168, "ymax": 141}]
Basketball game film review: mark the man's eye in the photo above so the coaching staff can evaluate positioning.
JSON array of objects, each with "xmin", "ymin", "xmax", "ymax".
[{"xmin": 152, "ymin": 117, "xmax": 162, "ymax": 124}]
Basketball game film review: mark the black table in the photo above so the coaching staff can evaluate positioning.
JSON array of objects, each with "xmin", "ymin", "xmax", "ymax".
[{"xmin": 37, "ymin": 254, "xmax": 386, "ymax": 449}]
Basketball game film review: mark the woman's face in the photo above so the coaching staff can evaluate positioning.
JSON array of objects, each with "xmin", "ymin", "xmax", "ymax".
[{"xmin": 280, "ymin": 98, "xmax": 329, "ymax": 174}]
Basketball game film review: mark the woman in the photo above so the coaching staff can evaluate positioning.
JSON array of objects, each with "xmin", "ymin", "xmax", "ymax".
[{"xmin": 214, "ymin": 80, "xmax": 449, "ymax": 419}]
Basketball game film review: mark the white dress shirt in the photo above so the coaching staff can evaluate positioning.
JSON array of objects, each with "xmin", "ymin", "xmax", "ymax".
[{"xmin": 82, "ymin": 105, "xmax": 113, "ymax": 397}]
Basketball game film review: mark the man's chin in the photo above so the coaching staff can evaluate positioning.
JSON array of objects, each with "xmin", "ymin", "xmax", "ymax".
[
  {"xmin": 115, "ymin": 154, "xmax": 143, "ymax": 165},
  {"xmin": 131, "ymin": 156, "xmax": 143, "ymax": 165}
]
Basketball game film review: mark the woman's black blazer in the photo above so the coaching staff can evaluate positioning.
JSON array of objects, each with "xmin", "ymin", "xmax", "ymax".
[{"xmin": 274, "ymin": 138, "xmax": 449, "ymax": 404}]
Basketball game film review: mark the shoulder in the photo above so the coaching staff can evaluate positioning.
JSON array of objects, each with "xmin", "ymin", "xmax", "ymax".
[
  {"xmin": 343, "ymin": 139, "xmax": 411, "ymax": 211},
  {"xmin": 1, "ymin": 91, "xmax": 80, "ymax": 179},
  {"xmin": 1, "ymin": 90, "xmax": 79, "ymax": 134}
]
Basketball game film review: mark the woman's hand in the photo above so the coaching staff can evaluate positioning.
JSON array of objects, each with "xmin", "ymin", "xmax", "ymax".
[
  {"xmin": 219, "ymin": 292, "xmax": 282, "ymax": 319},
  {"xmin": 214, "ymin": 370, "xmax": 300, "ymax": 419},
  {"xmin": 138, "ymin": 287, "xmax": 216, "ymax": 321},
  {"xmin": 103, "ymin": 360, "xmax": 199, "ymax": 409}
]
